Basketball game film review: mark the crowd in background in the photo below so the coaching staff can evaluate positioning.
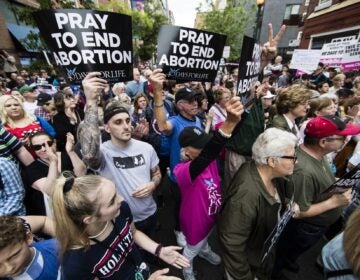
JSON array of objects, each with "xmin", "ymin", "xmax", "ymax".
[{"xmin": 1, "ymin": 36, "xmax": 360, "ymax": 280}]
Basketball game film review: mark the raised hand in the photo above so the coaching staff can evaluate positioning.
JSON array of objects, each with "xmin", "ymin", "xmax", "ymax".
[
  {"xmin": 261, "ymin": 24, "xmax": 286, "ymax": 68},
  {"xmin": 225, "ymin": 96, "xmax": 244, "ymax": 124},
  {"xmin": 44, "ymin": 141, "xmax": 58, "ymax": 163},
  {"xmin": 148, "ymin": 69, "xmax": 166, "ymax": 94},
  {"xmin": 82, "ymin": 72, "xmax": 107, "ymax": 105},
  {"xmin": 65, "ymin": 132, "xmax": 75, "ymax": 153}
]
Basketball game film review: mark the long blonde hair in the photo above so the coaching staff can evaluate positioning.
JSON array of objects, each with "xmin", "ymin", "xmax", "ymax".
[
  {"xmin": 52, "ymin": 173, "xmax": 103, "ymax": 257},
  {"xmin": 0, "ymin": 95, "xmax": 36, "ymax": 126}
]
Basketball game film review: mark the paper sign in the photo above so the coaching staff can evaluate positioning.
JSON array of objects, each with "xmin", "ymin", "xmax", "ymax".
[{"xmin": 290, "ymin": 49, "xmax": 322, "ymax": 73}]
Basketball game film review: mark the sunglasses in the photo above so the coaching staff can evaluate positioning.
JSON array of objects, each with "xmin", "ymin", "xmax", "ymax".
[{"xmin": 32, "ymin": 140, "xmax": 54, "ymax": 151}]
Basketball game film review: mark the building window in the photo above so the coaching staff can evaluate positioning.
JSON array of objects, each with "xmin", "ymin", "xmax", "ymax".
[
  {"xmin": 315, "ymin": 0, "xmax": 332, "ymax": 11},
  {"xmin": 304, "ymin": 0, "xmax": 310, "ymax": 6},
  {"xmin": 284, "ymin": 4, "xmax": 300, "ymax": 20}
]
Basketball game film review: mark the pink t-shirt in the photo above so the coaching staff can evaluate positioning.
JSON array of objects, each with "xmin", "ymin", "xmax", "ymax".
[{"xmin": 174, "ymin": 160, "xmax": 221, "ymax": 245}]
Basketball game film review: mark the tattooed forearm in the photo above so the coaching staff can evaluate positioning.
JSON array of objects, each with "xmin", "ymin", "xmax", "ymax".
[
  {"xmin": 151, "ymin": 165, "xmax": 162, "ymax": 188},
  {"xmin": 79, "ymin": 104, "xmax": 101, "ymax": 169}
]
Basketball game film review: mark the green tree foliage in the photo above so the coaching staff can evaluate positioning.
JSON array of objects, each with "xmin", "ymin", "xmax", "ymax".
[
  {"xmin": 100, "ymin": 0, "xmax": 168, "ymax": 61},
  {"xmin": 200, "ymin": 0, "xmax": 255, "ymax": 62},
  {"xmin": 11, "ymin": 0, "xmax": 167, "ymax": 66}
]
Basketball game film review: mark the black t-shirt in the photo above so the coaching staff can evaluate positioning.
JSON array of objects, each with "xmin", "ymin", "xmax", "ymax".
[
  {"xmin": 24, "ymin": 154, "xmax": 73, "ymax": 215},
  {"xmin": 62, "ymin": 201, "xmax": 143, "ymax": 280}
]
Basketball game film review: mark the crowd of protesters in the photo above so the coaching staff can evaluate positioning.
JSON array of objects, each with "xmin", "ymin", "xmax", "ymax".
[{"xmin": 0, "ymin": 23, "xmax": 360, "ymax": 280}]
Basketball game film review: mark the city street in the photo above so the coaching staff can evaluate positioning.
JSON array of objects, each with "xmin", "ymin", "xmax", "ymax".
[{"xmin": 153, "ymin": 176, "xmax": 325, "ymax": 280}]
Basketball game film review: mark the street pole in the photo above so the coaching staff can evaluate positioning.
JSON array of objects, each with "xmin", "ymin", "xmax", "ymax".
[{"xmin": 253, "ymin": 0, "xmax": 265, "ymax": 42}]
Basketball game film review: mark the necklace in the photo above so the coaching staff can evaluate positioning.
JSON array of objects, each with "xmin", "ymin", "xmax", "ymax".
[{"xmin": 88, "ymin": 221, "xmax": 109, "ymax": 239}]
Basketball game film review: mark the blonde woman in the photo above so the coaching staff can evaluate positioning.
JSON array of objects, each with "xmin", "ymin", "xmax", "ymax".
[
  {"xmin": 0, "ymin": 95, "xmax": 55, "ymax": 148},
  {"xmin": 52, "ymin": 174, "xmax": 189, "ymax": 279}
]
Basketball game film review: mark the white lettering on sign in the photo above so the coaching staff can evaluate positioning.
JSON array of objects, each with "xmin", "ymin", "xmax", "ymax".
[{"xmin": 54, "ymin": 13, "xmax": 108, "ymax": 30}]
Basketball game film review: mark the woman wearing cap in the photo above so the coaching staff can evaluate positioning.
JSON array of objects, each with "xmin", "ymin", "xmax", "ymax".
[
  {"xmin": 0, "ymin": 95, "xmax": 55, "ymax": 150},
  {"xmin": 52, "ymin": 173, "xmax": 189, "ymax": 280},
  {"xmin": 219, "ymin": 128, "xmax": 298, "ymax": 280},
  {"xmin": 174, "ymin": 96, "xmax": 243, "ymax": 280}
]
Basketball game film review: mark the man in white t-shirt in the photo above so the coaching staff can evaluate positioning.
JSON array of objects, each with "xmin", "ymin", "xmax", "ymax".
[{"xmin": 79, "ymin": 73, "xmax": 161, "ymax": 239}]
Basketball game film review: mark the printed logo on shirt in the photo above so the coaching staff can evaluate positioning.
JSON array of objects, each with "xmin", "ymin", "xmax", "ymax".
[
  {"xmin": 204, "ymin": 178, "xmax": 221, "ymax": 215},
  {"xmin": 113, "ymin": 155, "xmax": 145, "ymax": 169},
  {"xmin": 92, "ymin": 222, "xmax": 134, "ymax": 277}
]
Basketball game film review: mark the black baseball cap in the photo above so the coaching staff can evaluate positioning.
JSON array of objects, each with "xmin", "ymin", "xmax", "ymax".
[
  {"xmin": 175, "ymin": 87, "xmax": 201, "ymax": 104},
  {"xmin": 37, "ymin": 93, "xmax": 52, "ymax": 106},
  {"xmin": 179, "ymin": 126, "xmax": 212, "ymax": 149}
]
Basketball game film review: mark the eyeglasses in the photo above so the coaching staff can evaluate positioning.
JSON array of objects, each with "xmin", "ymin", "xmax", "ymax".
[
  {"xmin": 32, "ymin": 140, "xmax": 54, "ymax": 151},
  {"xmin": 325, "ymin": 137, "xmax": 345, "ymax": 142},
  {"xmin": 279, "ymin": 155, "xmax": 297, "ymax": 163}
]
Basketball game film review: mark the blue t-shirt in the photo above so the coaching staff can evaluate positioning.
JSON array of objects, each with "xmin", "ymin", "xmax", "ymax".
[
  {"xmin": 13, "ymin": 239, "xmax": 60, "ymax": 280},
  {"xmin": 62, "ymin": 201, "xmax": 143, "ymax": 280},
  {"xmin": 168, "ymin": 115, "xmax": 201, "ymax": 182}
]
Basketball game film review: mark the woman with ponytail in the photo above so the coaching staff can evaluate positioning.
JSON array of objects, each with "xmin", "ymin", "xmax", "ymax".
[{"xmin": 52, "ymin": 173, "xmax": 189, "ymax": 280}]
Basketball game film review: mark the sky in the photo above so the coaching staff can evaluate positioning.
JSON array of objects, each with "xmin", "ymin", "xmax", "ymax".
[{"xmin": 168, "ymin": 0, "xmax": 207, "ymax": 28}]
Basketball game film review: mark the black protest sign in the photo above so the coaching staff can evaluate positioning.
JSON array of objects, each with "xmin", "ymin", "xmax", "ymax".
[
  {"xmin": 237, "ymin": 36, "xmax": 262, "ymax": 109},
  {"xmin": 261, "ymin": 203, "xmax": 294, "ymax": 265},
  {"xmin": 33, "ymin": 9, "xmax": 133, "ymax": 84},
  {"xmin": 157, "ymin": 25, "xmax": 226, "ymax": 82},
  {"xmin": 322, "ymin": 163, "xmax": 360, "ymax": 195}
]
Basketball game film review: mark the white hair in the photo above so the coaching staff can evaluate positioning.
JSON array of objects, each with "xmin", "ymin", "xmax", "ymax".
[{"xmin": 252, "ymin": 128, "xmax": 298, "ymax": 165}]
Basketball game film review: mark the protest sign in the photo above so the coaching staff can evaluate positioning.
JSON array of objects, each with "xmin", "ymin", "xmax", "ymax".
[
  {"xmin": 261, "ymin": 202, "xmax": 294, "ymax": 265},
  {"xmin": 157, "ymin": 25, "xmax": 226, "ymax": 82},
  {"xmin": 322, "ymin": 163, "xmax": 360, "ymax": 195},
  {"xmin": 342, "ymin": 42, "xmax": 360, "ymax": 72},
  {"xmin": 236, "ymin": 36, "xmax": 262, "ymax": 109},
  {"xmin": 33, "ymin": 9, "xmax": 133, "ymax": 84},
  {"xmin": 320, "ymin": 37, "xmax": 360, "ymax": 72},
  {"xmin": 290, "ymin": 49, "xmax": 322, "ymax": 73}
]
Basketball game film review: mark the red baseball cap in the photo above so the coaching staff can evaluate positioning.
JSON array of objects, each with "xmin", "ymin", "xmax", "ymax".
[{"xmin": 305, "ymin": 116, "xmax": 360, "ymax": 138}]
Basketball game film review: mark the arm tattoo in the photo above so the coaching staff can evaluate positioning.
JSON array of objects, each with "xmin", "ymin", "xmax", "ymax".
[
  {"xmin": 151, "ymin": 165, "xmax": 162, "ymax": 188},
  {"xmin": 79, "ymin": 104, "xmax": 102, "ymax": 169}
]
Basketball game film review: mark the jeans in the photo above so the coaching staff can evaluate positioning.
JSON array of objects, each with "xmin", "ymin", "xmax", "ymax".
[
  {"xmin": 135, "ymin": 211, "xmax": 157, "ymax": 263},
  {"xmin": 183, "ymin": 233, "xmax": 211, "ymax": 274},
  {"xmin": 272, "ymin": 219, "xmax": 328, "ymax": 277}
]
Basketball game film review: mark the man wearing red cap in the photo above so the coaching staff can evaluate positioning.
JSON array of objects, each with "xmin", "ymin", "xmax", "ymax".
[{"xmin": 272, "ymin": 115, "xmax": 360, "ymax": 278}]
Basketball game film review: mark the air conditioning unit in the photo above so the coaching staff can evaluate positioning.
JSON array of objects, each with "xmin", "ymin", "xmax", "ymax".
[{"xmin": 289, "ymin": 39, "xmax": 300, "ymax": 47}]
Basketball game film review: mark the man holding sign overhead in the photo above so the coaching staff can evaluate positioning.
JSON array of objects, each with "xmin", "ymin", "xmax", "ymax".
[{"xmin": 224, "ymin": 24, "xmax": 286, "ymax": 192}]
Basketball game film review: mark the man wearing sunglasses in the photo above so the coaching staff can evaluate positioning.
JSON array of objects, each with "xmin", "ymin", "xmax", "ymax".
[{"xmin": 272, "ymin": 115, "xmax": 360, "ymax": 278}]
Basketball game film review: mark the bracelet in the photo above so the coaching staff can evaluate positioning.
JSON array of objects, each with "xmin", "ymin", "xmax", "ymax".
[
  {"xmin": 154, "ymin": 103, "xmax": 164, "ymax": 108},
  {"xmin": 155, "ymin": 244, "xmax": 163, "ymax": 257},
  {"xmin": 218, "ymin": 128, "xmax": 232, "ymax": 138}
]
